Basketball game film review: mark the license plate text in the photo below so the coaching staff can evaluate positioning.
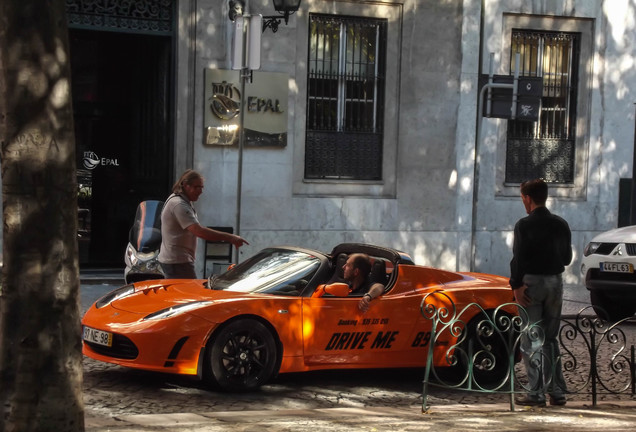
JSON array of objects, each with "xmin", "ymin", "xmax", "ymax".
[
  {"xmin": 600, "ymin": 262, "xmax": 634, "ymax": 273},
  {"xmin": 83, "ymin": 326, "xmax": 113, "ymax": 347}
]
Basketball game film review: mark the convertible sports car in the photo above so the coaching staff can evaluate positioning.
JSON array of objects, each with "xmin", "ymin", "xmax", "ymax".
[{"xmin": 82, "ymin": 243, "xmax": 515, "ymax": 391}]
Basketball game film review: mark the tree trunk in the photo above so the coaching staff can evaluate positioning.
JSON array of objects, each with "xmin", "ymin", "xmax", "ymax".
[{"xmin": 0, "ymin": 0, "xmax": 84, "ymax": 431}]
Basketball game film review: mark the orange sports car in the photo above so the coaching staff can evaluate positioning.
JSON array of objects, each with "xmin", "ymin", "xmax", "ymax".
[{"xmin": 82, "ymin": 243, "xmax": 515, "ymax": 391}]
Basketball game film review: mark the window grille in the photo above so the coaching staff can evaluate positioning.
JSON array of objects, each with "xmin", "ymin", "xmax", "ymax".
[
  {"xmin": 505, "ymin": 30, "xmax": 580, "ymax": 184},
  {"xmin": 305, "ymin": 14, "xmax": 387, "ymax": 180},
  {"xmin": 66, "ymin": 0, "xmax": 174, "ymax": 35}
]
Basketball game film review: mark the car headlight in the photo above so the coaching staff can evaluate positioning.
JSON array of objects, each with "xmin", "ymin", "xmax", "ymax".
[
  {"xmin": 143, "ymin": 301, "xmax": 213, "ymax": 321},
  {"xmin": 583, "ymin": 242, "xmax": 601, "ymax": 256},
  {"xmin": 95, "ymin": 284, "xmax": 135, "ymax": 309}
]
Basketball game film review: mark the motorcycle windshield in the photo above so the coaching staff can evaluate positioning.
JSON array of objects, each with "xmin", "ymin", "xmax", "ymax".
[{"xmin": 129, "ymin": 200, "xmax": 164, "ymax": 254}]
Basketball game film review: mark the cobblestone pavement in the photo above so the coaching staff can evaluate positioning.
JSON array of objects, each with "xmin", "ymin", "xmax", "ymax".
[
  {"xmin": 80, "ymin": 280, "xmax": 636, "ymax": 431},
  {"xmin": 82, "ymin": 356, "xmax": 636, "ymax": 415},
  {"xmin": 83, "ymin": 358, "xmax": 636, "ymax": 432},
  {"xmin": 82, "ymin": 324, "xmax": 636, "ymax": 431}
]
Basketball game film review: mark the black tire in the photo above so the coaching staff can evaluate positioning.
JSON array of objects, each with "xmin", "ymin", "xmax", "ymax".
[
  {"xmin": 590, "ymin": 290, "xmax": 635, "ymax": 322},
  {"xmin": 204, "ymin": 319, "xmax": 278, "ymax": 391},
  {"xmin": 459, "ymin": 314, "xmax": 512, "ymax": 389}
]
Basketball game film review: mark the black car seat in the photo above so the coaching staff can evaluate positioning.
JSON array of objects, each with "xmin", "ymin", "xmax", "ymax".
[
  {"xmin": 368, "ymin": 259, "xmax": 387, "ymax": 286},
  {"xmin": 327, "ymin": 253, "xmax": 348, "ymax": 284}
]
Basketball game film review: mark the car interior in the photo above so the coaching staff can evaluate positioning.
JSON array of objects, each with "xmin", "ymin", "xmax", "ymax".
[{"xmin": 324, "ymin": 252, "xmax": 390, "ymax": 297}]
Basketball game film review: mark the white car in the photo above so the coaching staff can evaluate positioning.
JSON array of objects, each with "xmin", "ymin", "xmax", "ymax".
[{"xmin": 581, "ymin": 225, "xmax": 636, "ymax": 321}]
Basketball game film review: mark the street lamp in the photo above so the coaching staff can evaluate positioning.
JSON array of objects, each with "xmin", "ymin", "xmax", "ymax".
[
  {"xmin": 228, "ymin": 0, "xmax": 301, "ymax": 33},
  {"xmin": 262, "ymin": 0, "xmax": 301, "ymax": 33},
  {"xmin": 226, "ymin": 0, "xmax": 301, "ymax": 261}
]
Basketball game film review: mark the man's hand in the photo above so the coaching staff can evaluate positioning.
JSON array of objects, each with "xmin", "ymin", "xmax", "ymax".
[
  {"xmin": 514, "ymin": 284, "xmax": 532, "ymax": 307},
  {"xmin": 230, "ymin": 234, "xmax": 249, "ymax": 248},
  {"xmin": 358, "ymin": 284, "xmax": 383, "ymax": 312},
  {"xmin": 358, "ymin": 294, "xmax": 372, "ymax": 312}
]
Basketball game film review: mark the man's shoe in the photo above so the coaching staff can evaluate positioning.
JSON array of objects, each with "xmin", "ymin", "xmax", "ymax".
[
  {"xmin": 549, "ymin": 396, "xmax": 566, "ymax": 406},
  {"xmin": 515, "ymin": 396, "xmax": 546, "ymax": 407}
]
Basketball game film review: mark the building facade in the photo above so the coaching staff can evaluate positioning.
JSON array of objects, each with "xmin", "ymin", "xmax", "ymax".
[
  {"xmin": 6, "ymin": 0, "xmax": 631, "ymax": 286},
  {"xmin": 174, "ymin": 0, "xmax": 635, "ymax": 288}
]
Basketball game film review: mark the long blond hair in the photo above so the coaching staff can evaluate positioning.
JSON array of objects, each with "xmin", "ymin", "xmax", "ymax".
[{"xmin": 172, "ymin": 169, "xmax": 203, "ymax": 194}]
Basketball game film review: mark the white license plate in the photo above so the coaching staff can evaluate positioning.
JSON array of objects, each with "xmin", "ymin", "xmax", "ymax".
[
  {"xmin": 600, "ymin": 262, "xmax": 634, "ymax": 273},
  {"xmin": 83, "ymin": 326, "xmax": 113, "ymax": 347}
]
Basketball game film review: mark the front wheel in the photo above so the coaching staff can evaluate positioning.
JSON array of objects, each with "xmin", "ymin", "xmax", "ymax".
[{"xmin": 204, "ymin": 319, "xmax": 278, "ymax": 391}]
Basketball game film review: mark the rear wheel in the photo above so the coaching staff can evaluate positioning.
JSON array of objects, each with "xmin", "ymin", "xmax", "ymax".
[
  {"xmin": 590, "ymin": 290, "xmax": 635, "ymax": 322},
  {"xmin": 458, "ymin": 314, "xmax": 512, "ymax": 389},
  {"xmin": 204, "ymin": 319, "xmax": 278, "ymax": 391},
  {"xmin": 435, "ymin": 313, "xmax": 512, "ymax": 388}
]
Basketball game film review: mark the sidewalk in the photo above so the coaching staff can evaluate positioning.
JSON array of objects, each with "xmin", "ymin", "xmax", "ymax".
[
  {"xmin": 80, "ymin": 268, "xmax": 125, "ymax": 285},
  {"xmin": 85, "ymin": 401, "xmax": 636, "ymax": 431},
  {"xmin": 562, "ymin": 283, "xmax": 594, "ymax": 317}
]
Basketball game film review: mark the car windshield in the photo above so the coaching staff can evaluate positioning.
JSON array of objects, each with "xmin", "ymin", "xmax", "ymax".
[{"xmin": 209, "ymin": 248, "xmax": 322, "ymax": 295}]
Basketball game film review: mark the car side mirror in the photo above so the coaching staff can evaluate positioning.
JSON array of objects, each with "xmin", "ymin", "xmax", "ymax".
[{"xmin": 312, "ymin": 282, "xmax": 351, "ymax": 298}]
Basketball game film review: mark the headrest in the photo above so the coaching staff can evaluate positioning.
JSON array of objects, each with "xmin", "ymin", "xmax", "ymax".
[
  {"xmin": 369, "ymin": 259, "xmax": 386, "ymax": 285},
  {"xmin": 334, "ymin": 253, "xmax": 348, "ymax": 279}
]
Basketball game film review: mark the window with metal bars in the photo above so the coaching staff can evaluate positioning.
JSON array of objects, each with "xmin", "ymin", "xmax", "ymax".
[
  {"xmin": 505, "ymin": 30, "xmax": 580, "ymax": 184},
  {"xmin": 305, "ymin": 14, "xmax": 387, "ymax": 180}
]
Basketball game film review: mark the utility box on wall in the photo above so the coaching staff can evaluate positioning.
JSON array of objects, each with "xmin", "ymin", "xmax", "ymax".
[{"xmin": 202, "ymin": 226, "xmax": 234, "ymax": 278}]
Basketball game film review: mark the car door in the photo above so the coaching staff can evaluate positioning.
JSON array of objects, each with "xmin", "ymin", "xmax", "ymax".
[{"xmin": 301, "ymin": 291, "xmax": 426, "ymax": 368}]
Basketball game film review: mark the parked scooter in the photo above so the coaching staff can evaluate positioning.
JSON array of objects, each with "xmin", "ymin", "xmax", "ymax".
[{"xmin": 124, "ymin": 200, "xmax": 164, "ymax": 283}]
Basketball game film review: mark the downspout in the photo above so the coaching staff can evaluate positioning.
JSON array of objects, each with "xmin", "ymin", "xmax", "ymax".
[
  {"xmin": 469, "ymin": 0, "xmax": 486, "ymax": 272},
  {"xmin": 631, "ymin": 103, "xmax": 636, "ymax": 225},
  {"xmin": 186, "ymin": 0, "xmax": 197, "ymax": 169}
]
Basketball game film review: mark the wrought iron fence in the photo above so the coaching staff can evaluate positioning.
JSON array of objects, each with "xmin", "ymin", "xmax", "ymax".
[{"xmin": 420, "ymin": 291, "xmax": 636, "ymax": 412}]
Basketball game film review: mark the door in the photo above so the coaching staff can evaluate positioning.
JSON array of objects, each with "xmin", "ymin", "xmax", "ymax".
[
  {"xmin": 70, "ymin": 30, "xmax": 172, "ymax": 266},
  {"xmin": 302, "ymin": 294, "xmax": 426, "ymax": 368}
]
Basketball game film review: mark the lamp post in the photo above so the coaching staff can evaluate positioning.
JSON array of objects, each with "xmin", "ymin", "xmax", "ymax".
[{"xmin": 227, "ymin": 0, "xmax": 301, "ymax": 262}]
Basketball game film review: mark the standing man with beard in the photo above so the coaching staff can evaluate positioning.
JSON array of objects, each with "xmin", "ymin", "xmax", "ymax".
[{"xmin": 158, "ymin": 169, "xmax": 249, "ymax": 279}]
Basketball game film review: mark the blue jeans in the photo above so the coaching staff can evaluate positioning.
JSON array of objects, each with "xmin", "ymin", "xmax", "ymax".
[{"xmin": 520, "ymin": 273, "xmax": 567, "ymax": 400}]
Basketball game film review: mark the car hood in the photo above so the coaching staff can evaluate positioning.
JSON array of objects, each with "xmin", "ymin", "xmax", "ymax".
[
  {"xmin": 591, "ymin": 225, "xmax": 636, "ymax": 243},
  {"xmin": 110, "ymin": 280, "xmax": 245, "ymax": 315}
]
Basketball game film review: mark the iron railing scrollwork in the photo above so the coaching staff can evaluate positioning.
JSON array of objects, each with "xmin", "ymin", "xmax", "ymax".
[
  {"xmin": 558, "ymin": 308, "xmax": 636, "ymax": 406},
  {"xmin": 421, "ymin": 291, "xmax": 636, "ymax": 412}
]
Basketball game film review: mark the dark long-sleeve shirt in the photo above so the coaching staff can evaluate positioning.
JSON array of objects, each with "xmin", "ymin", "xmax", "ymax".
[{"xmin": 509, "ymin": 206, "xmax": 572, "ymax": 289}]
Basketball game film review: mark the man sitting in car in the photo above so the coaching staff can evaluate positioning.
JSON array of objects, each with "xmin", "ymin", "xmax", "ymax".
[{"xmin": 342, "ymin": 253, "xmax": 385, "ymax": 312}]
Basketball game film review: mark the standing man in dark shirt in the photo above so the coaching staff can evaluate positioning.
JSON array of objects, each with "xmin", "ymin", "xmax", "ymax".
[{"xmin": 510, "ymin": 178, "xmax": 572, "ymax": 407}]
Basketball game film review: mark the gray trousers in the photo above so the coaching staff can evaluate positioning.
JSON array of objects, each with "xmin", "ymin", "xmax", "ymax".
[
  {"xmin": 160, "ymin": 262, "xmax": 197, "ymax": 279},
  {"xmin": 520, "ymin": 273, "xmax": 567, "ymax": 399}
]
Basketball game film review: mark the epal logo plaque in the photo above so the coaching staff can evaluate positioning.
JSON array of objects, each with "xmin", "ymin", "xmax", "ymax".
[
  {"xmin": 82, "ymin": 151, "xmax": 120, "ymax": 170},
  {"xmin": 204, "ymin": 69, "xmax": 288, "ymax": 147}
]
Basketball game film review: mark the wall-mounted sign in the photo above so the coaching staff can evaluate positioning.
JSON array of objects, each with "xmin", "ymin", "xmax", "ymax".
[
  {"xmin": 478, "ymin": 75, "xmax": 543, "ymax": 121},
  {"xmin": 204, "ymin": 69, "xmax": 288, "ymax": 147},
  {"xmin": 82, "ymin": 151, "xmax": 120, "ymax": 170}
]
